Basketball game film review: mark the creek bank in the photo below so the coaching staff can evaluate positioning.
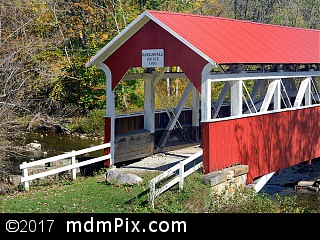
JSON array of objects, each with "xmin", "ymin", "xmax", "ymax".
[{"xmin": 0, "ymin": 114, "xmax": 104, "ymax": 195}]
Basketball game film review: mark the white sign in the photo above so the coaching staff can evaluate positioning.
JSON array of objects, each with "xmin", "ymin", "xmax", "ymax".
[{"xmin": 142, "ymin": 49, "xmax": 164, "ymax": 68}]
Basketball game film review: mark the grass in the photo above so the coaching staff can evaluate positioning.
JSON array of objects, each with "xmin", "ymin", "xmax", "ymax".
[{"xmin": 0, "ymin": 168, "xmax": 318, "ymax": 213}]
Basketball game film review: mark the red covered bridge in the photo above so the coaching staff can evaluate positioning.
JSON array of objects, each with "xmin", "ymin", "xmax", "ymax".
[{"xmin": 86, "ymin": 10, "xmax": 320, "ymax": 189}]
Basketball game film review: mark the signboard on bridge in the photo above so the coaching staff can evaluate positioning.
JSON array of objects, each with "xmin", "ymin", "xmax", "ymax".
[{"xmin": 142, "ymin": 49, "xmax": 164, "ymax": 67}]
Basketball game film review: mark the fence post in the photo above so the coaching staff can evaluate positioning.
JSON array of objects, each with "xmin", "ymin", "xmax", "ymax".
[
  {"xmin": 149, "ymin": 180, "xmax": 155, "ymax": 208},
  {"xmin": 71, "ymin": 150, "xmax": 76, "ymax": 180},
  {"xmin": 179, "ymin": 161, "xmax": 184, "ymax": 190},
  {"xmin": 21, "ymin": 162, "xmax": 30, "ymax": 191}
]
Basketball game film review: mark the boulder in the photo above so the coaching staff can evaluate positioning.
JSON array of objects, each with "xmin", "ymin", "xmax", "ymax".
[{"xmin": 105, "ymin": 168, "xmax": 142, "ymax": 186}]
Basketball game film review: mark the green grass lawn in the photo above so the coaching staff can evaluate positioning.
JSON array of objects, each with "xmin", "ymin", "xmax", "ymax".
[{"xmin": 0, "ymin": 169, "xmax": 317, "ymax": 213}]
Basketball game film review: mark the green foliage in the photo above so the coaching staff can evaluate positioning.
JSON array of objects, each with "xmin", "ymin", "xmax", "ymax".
[
  {"xmin": 274, "ymin": 193, "xmax": 314, "ymax": 213},
  {"xmin": 1, "ymin": 0, "xmax": 318, "ymax": 118},
  {"xmin": 67, "ymin": 108, "xmax": 105, "ymax": 134},
  {"xmin": 61, "ymin": 59, "xmax": 107, "ymax": 110},
  {"xmin": 115, "ymin": 80, "xmax": 144, "ymax": 113}
]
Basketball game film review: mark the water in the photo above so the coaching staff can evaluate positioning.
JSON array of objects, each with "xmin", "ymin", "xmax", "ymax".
[
  {"xmin": 260, "ymin": 158, "xmax": 320, "ymax": 210},
  {"xmin": 21, "ymin": 131, "xmax": 104, "ymax": 158},
  {"xmin": 3, "ymin": 131, "xmax": 104, "ymax": 174}
]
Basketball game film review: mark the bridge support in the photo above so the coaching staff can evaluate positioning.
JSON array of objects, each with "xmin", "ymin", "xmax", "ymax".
[
  {"xmin": 202, "ymin": 165, "xmax": 249, "ymax": 196},
  {"xmin": 99, "ymin": 63, "xmax": 115, "ymax": 167}
]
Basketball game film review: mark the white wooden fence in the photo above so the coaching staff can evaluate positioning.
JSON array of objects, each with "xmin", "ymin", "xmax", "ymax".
[
  {"xmin": 19, "ymin": 142, "xmax": 111, "ymax": 191},
  {"xmin": 149, "ymin": 149, "xmax": 203, "ymax": 208}
]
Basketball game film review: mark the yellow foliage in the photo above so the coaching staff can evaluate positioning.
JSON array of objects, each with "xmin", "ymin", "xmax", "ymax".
[
  {"xmin": 77, "ymin": 30, "xmax": 83, "ymax": 38},
  {"xmin": 87, "ymin": 6, "xmax": 94, "ymax": 14},
  {"xmin": 100, "ymin": 33, "xmax": 109, "ymax": 41}
]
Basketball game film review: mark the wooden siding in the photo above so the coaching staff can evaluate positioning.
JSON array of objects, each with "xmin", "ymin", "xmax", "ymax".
[
  {"xmin": 114, "ymin": 129, "xmax": 153, "ymax": 163},
  {"xmin": 115, "ymin": 115, "xmax": 144, "ymax": 135},
  {"xmin": 114, "ymin": 109, "xmax": 195, "ymax": 135},
  {"xmin": 105, "ymin": 109, "xmax": 200, "ymax": 164},
  {"xmin": 202, "ymin": 106, "xmax": 320, "ymax": 184},
  {"xmin": 104, "ymin": 20, "xmax": 208, "ymax": 92}
]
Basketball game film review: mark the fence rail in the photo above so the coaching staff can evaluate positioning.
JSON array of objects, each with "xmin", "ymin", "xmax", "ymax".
[
  {"xmin": 19, "ymin": 142, "xmax": 111, "ymax": 191},
  {"xmin": 149, "ymin": 149, "xmax": 203, "ymax": 208}
]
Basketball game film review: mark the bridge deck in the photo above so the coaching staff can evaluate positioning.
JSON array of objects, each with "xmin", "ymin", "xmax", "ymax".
[{"xmin": 115, "ymin": 143, "xmax": 202, "ymax": 173}]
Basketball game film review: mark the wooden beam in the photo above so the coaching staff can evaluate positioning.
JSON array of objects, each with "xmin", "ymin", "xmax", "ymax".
[
  {"xmin": 121, "ymin": 72, "xmax": 187, "ymax": 81},
  {"xmin": 157, "ymin": 81, "xmax": 193, "ymax": 148}
]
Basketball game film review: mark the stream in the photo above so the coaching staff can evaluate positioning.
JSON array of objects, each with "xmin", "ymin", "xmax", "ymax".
[
  {"xmin": 2, "ymin": 131, "xmax": 104, "ymax": 174},
  {"xmin": 259, "ymin": 157, "xmax": 320, "ymax": 210}
]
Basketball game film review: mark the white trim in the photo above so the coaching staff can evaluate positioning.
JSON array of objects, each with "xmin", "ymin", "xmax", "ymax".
[
  {"xmin": 294, "ymin": 77, "xmax": 311, "ymax": 107},
  {"xmin": 213, "ymin": 82, "xmax": 230, "ymax": 118},
  {"xmin": 208, "ymin": 71, "xmax": 320, "ymax": 82},
  {"xmin": 144, "ymin": 72, "xmax": 156, "ymax": 133},
  {"xmin": 85, "ymin": 12, "xmax": 150, "ymax": 68},
  {"xmin": 201, "ymin": 63, "xmax": 215, "ymax": 121},
  {"xmin": 254, "ymin": 172, "xmax": 275, "ymax": 193},
  {"xmin": 145, "ymin": 11, "xmax": 217, "ymax": 67},
  {"xmin": 86, "ymin": 9, "xmax": 219, "ymax": 68},
  {"xmin": 260, "ymin": 80, "xmax": 280, "ymax": 112},
  {"xmin": 201, "ymin": 104, "xmax": 320, "ymax": 123},
  {"xmin": 273, "ymin": 79, "xmax": 281, "ymax": 110},
  {"xmin": 230, "ymin": 80, "xmax": 243, "ymax": 116},
  {"xmin": 98, "ymin": 63, "xmax": 115, "ymax": 165},
  {"xmin": 98, "ymin": 64, "xmax": 115, "ymax": 118}
]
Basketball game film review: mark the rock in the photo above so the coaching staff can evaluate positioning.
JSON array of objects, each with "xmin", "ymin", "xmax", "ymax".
[
  {"xmin": 105, "ymin": 168, "xmax": 142, "ymax": 186},
  {"xmin": 295, "ymin": 180, "xmax": 320, "ymax": 192},
  {"xmin": 312, "ymin": 180, "xmax": 320, "ymax": 187},
  {"xmin": 297, "ymin": 180, "xmax": 314, "ymax": 187},
  {"xmin": 306, "ymin": 186, "xmax": 319, "ymax": 192},
  {"xmin": 27, "ymin": 142, "xmax": 41, "ymax": 150}
]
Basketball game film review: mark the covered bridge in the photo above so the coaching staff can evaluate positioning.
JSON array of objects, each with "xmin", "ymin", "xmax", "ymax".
[{"xmin": 86, "ymin": 10, "xmax": 320, "ymax": 185}]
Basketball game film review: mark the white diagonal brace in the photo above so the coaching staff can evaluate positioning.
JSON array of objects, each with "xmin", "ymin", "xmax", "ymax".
[
  {"xmin": 294, "ymin": 77, "xmax": 311, "ymax": 107},
  {"xmin": 213, "ymin": 82, "xmax": 230, "ymax": 119},
  {"xmin": 260, "ymin": 80, "xmax": 280, "ymax": 112}
]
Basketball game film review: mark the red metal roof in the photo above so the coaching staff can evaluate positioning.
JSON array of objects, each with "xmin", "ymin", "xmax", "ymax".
[{"xmin": 146, "ymin": 10, "xmax": 320, "ymax": 64}]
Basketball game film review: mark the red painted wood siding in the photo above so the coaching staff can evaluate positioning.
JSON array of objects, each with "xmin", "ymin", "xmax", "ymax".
[
  {"xmin": 202, "ymin": 106, "xmax": 320, "ymax": 184},
  {"xmin": 104, "ymin": 20, "xmax": 208, "ymax": 92}
]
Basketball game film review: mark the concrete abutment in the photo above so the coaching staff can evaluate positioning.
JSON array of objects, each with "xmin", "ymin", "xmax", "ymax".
[{"xmin": 202, "ymin": 165, "xmax": 249, "ymax": 195}]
